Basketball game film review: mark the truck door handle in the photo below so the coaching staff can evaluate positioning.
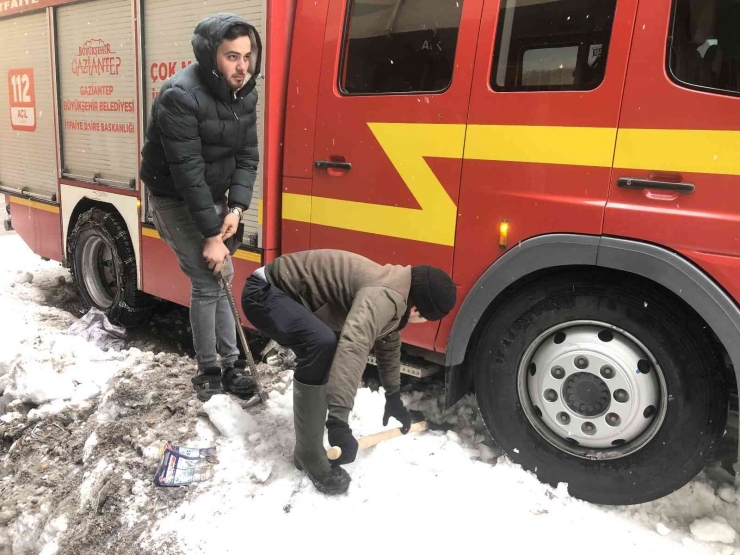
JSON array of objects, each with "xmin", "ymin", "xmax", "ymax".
[
  {"xmin": 315, "ymin": 160, "xmax": 352, "ymax": 171},
  {"xmin": 617, "ymin": 177, "xmax": 695, "ymax": 194}
]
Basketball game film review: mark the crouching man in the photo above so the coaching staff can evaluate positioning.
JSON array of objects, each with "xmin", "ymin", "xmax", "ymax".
[{"xmin": 241, "ymin": 249, "xmax": 456, "ymax": 495}]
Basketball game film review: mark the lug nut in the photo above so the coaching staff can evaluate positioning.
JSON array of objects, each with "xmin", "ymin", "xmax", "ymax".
[
  {"xmin": 544, "ymin": 389, "xmax": 558, "ymax": 402},
  {"xmin": 551, "ymin": 366, "xmax": 565, "ymax": 379},
  {"xmin": 575, "ymin": 356, "xmax": 589, "ymax": 369},
  {"xmin": 606, "ymin": 413, "xmax": 621, "ymax": 427},
  {"xmin": 614, "ymin": 389, "xmax": 629, "ymax": 402},
  {"xmin": 581, "ymin": 422, "xmax": 596, "ymax": 435},
  {"xmin": 600, "ymin": 366, "xmax": 615, "ymax": 379},
  {"xmin": 557, "ymin": 412, "xmax": 571, "ymax": 425}
]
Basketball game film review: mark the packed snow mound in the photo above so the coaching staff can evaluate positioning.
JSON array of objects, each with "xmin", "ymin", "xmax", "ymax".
[
  {"xmin": 6, "ymin": 363, "xmax": 76, "ymax": 405},
  {"xmin": 691, "ymin": 517, "xmax": 738, "ymax": 544},
  {"xmin": 203, "ymin": 395, "xmax": 259, "ymax": 439}
]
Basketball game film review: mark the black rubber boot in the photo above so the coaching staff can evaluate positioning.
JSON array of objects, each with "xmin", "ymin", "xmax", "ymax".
[
  {"xmin": 191, "ymin": 367, "xmax": 224, "ymax": 402},
  {"xmin": 222, "ymin": 360, "xmax": 257, "ymax": 400},
  {"xmin": 293, "ymin": 379, "xmax": 351, "ymax": 495}
]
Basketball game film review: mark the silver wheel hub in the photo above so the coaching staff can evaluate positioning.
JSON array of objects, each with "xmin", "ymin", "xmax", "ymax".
[
  {"xmin": 520, "ymin": 322, "xmax": 666, "ymax": 459},
  {"xmin": 80, "ymin": 236, "xmax": 117, "ymax": 309}
]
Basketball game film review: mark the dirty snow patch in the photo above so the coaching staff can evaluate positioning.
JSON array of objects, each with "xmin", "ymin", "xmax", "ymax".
[
  {"xmin": 28, "ymin": 398, "xmax": 69, "ymax": 422},
  {"xmin": 79, "ymin": 458, "xmax": 113, "ymax": 509},
  {"xmin": 38, "ymin": 515, "xmax": 68, "ymax": 555},
  {"xmin": 122, "ymin": 480, "xmax": 151, "ymax": 529},
  {"xmin": 82, "ymin": 431, "xmax": 98, "ymax": 464}
]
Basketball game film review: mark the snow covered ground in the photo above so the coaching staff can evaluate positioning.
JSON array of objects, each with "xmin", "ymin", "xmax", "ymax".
[{"xmin": 2, "ymin": 232, "xmax": 740, "ymax": 555}]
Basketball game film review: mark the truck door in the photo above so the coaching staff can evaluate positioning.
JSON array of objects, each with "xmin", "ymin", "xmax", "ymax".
[
  {"xmin": 437, "ymin": 0, "xmax": 639, "ymax": 350},
  {"xmin": 308, "ymin": 0, "xmax": 483, "ymax": 350},
  {"xmin": 605, "ymin": 0, "xmax": 740, "ymax": 301}
]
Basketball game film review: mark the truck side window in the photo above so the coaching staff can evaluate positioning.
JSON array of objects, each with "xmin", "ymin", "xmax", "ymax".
[
  {"xmin": 669, "ymin": 0, "xmax": 740, "ymax": 95},
  {"xmin": 491, "ymin": 0, "xmax": 618, "ymax": 92},
  {"xmin": 339, "ymin": 0, "xmax": 464, "ymax": 95}
]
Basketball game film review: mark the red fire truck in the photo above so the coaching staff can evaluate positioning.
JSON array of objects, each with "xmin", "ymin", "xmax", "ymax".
[{"xmin": 2, "ymin": 0, "xmax": 739, "ymax": 504}]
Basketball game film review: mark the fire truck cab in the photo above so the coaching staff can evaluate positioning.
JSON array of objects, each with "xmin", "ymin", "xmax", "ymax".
[{"xmin": 2, "ymin": 0, "xmax": 739, "ymax": 504}]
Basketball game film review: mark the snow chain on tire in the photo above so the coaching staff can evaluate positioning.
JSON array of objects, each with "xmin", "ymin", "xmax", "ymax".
[{"xmin": 68, "ymin": 207, "xmax": 154, "ymax": 327}]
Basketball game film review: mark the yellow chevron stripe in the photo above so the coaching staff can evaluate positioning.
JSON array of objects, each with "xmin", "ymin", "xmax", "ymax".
[
  {"xmin": 142, "ymin": 226, "xmax": 260, "ymax": 263},
  {"xmin": 614, "ymin": 128, "xmax": 740, "ymax": 176},
  {"xmin": 141, "ymin": 227, "xmax": 160, "ymax": 239},
  {"xmin": 233, "ymin": 250, "xmax": 261, "ymax": 263},
  {"xmin": 283, "ymin": 123, "xmax": 740, "ymax": 246},
  {"xmin": 9, "ymin": 197, "xmax": 60, "ymax": 214},
  {"xmin": 465, "ymin": 124, "xmax": 617, "ymax": 167},
  {"xmin": 282, "ymin": 192, "xmax": 311, "ymax": 223}
]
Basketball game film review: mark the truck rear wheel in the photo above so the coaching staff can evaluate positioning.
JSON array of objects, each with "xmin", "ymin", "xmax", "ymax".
[
  {"xmin": 68, "ymin": 207, "xmax": 153, "ymax": 327},
  {"xmin": 473, "ymin": 271, "xmax": 728, "ymax": 505}
]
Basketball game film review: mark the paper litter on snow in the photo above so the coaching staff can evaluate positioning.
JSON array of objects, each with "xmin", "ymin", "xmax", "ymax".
[
  {"xmin": 154, "ymin": 444, "xmax": 218, "ymax": 487},
  {"xmin": 67, "ymin": 307, "xmax": 127, "ymax": 351}
]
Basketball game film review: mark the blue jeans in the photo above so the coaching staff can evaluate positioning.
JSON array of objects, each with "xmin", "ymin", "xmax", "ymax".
[{"xmin": 149, "ymin": 194, "xmax": 238, "ymax": 373}]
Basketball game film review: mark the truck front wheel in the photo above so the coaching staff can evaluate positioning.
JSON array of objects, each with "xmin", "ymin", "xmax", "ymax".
[
  {"xmin": 473, "ymin": 271, "xmax": 728, "ymax": 505},
  {"xmin": 68, "ymin": 207, "xmax": 153, "ymax": 327}
]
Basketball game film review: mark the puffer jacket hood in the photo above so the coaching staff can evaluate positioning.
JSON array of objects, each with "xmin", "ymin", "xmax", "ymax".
[{"xmin": 191, "ymin": 13, "xmax": 262, "ymax": 103}]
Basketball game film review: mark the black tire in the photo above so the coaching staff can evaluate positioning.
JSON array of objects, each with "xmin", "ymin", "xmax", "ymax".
[
  {"xmin": 68, "ymin": 207, "xmax": 154, "ymax": 327},
  {"xmin": 473, "ymin": 270, "xmax": 728, "ymax": 505}
]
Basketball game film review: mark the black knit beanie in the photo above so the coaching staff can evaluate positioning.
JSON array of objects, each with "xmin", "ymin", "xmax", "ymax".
[{"xmin": 409, "ymin": 266, "xmax": 456, "ymax": 321}]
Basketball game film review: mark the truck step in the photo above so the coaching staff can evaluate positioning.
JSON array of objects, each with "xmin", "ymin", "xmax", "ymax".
[{"xmin": 366, "ymin": 354, "xmax": 441, "ymax": 379}]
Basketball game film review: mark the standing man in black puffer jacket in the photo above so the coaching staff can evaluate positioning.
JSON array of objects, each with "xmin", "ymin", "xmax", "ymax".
[{"xmin": 140, "ymin": 13, "xmax": 260, "ymax": 402}]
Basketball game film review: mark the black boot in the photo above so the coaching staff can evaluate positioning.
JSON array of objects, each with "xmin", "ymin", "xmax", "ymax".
[
  {"xmin": 293, "ymin": 379, "xmax": 351, "ymax": 495},
  {"xmin": 222, "ymin": 360, "xmax": 257, "ymax": 399},
  {"xmin": 191, "ymin": 367, "xmax": 224, "ymax": 402}
]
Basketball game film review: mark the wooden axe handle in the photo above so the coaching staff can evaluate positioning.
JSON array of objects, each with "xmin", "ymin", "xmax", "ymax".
[{"xmin": 326, "ymin": 421, "xmax": 428, "ymax": 461}]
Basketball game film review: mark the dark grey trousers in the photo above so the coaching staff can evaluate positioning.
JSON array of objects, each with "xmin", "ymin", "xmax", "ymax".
[{"xmin": 149, "ymin": 194, "xmax": 238, "ymax": 372}]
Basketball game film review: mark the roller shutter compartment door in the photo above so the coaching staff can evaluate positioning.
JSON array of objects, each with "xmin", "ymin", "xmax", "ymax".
[
  {"xmin": 0, "ymin": 12, "xmax": 58, "ymax": 199},
  {"xmin": 57, "ymin": 0, "xmax": 137, "ymax": 188}
]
